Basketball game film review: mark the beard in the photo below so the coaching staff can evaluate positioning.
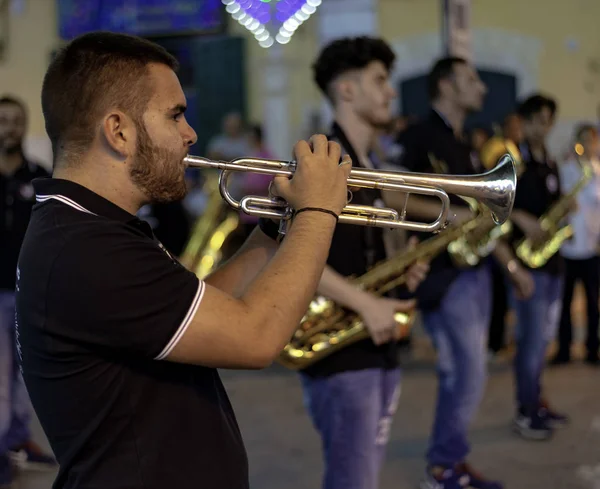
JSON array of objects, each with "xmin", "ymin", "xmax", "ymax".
[{"xmin": 128, "ymin": 122, "xmax": 188, "ymax": 204}]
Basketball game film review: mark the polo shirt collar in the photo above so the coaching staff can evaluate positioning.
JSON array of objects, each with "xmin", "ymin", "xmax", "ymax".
[{"xmin": 32, "ymin": 177, "xmax": 140, "ymax": 224}]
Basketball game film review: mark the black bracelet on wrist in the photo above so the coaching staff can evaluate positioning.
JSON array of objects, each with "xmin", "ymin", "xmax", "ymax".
[
  {"xmin": 258, "ymin": 217, "xmax": 282, "ymax": 242},
  {"xmin": 293, "ymin": 207, "xmax": 339, "ymax": 222}
]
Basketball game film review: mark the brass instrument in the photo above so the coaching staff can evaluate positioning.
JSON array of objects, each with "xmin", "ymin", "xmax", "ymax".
[
  {"xmin": 447, "ymin": 142, "xmax": 524, "ymax": 267},
  {"xmin": 515, "ymin": 150, "xmax": 593, "ymax": 268},
  {"xmin": 277, "ymin": 214, "xmax": 493, "ymax": 370},
  {"xmin": 183, "ymin": 154, "xmax": 516, "ymax": 233},
  {"xmin": 273, "ymin": 154, "xmax": 517, "ymax": 370},
  {"xmin": 179, "ymin": 172, "xmax": 240, "ymax": 279}
]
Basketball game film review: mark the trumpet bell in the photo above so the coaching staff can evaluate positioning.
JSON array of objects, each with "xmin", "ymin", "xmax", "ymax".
[{"xmin": 472, "ymin": 154, "xmax": 517, "ymax": 225}]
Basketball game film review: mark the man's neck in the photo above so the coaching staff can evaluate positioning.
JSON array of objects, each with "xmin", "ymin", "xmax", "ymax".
[
  {"xmin": 53, "ymin": 159, "xmax": 144, "ymax": 216},
  {"xmin": 0, "ymin": 151, "xmax": 24, "ymax": 177},
  {"xmin": 333, "ymin": 109, "xmax": 375, "ymax": 162},
  {"xmin": 432, "ymin": 100, "xmax": 466, "ymax": 138}
]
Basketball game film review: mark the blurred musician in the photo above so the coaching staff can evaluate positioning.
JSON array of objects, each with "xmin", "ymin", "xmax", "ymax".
[
  {"xmin": 554, "ymin": 124, "xmax": 600, "ymax": 365},
  {"xmin": 391, "ymin": 57, "xmax": 504, "ymax": 489},
  {"xmin": 299, "ymin": 37, "xmax": 428, "ymax": 489},
  {"xmin": 492, "ymin": 94, "xmax": 570, "ymax": 441}
]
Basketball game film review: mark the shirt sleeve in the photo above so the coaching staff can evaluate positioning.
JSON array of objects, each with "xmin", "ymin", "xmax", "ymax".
[{"xmin": 46, "ymin": 224, "xmax": 204, "ymax": 360}]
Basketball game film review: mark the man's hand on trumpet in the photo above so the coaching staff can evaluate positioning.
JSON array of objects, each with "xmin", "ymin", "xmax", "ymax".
[{"xmin": 271, "ymin": 135, "xmax": 352, "ymax": 217}]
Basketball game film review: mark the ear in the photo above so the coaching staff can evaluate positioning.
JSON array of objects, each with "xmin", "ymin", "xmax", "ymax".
[
  {"xmin": 101, "ymin": 111, "xmax": 135, "ymax": 159},
  {"xmin": 336, "ymin": 77, "xmax": 357, "ymax": 103}
]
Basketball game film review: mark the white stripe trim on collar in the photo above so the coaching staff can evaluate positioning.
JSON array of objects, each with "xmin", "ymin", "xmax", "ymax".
[{"xmin": 36, "ymin": 194, "xmax": 97, "ymax": 215}]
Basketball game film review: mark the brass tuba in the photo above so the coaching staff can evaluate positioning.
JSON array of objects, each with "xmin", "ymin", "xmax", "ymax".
[
  {"xmin": 276, "ymin": 154, "xmax": 517, "ymax": 370},
  {"xmin": 447, "ymin": 140, "xmax": 523, "ymax": 267},
  {"xmin": 515, "ymin": 148, "xmax": 593, "ymax": 268}
]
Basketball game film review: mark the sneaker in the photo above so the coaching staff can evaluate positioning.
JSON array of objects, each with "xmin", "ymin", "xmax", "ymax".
[
  {"xmin": 539, "ymin": 401, "xmax": 569, "ymax": 428},
  {"xmin": 419, "ymin": 465, "xmax": 470, "ymax": 489},
  {"xmin": 456, "ymin": 462, "xmax": 504, "ymax": 489},
  {"xmin": 9, "ymin": 441, "xmax": 57, "ymax": 472},
  {"xmin": 512, "ymin": 411, "xmax": 553, "ymax": 440},
  {"xmin": 0, "ymin": 454, "xmax": 13, "ymax": 489}
]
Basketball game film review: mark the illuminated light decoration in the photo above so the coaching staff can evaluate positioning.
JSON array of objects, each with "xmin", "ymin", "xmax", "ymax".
[{"xmin": 221, "ymin": 0, "xmax": 322, "ymax": 48}]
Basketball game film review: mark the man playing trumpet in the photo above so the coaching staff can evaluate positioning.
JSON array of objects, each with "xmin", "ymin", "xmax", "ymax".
[{"xmin": 15, "ymin": 31, "xmax": 357, "ymax": 489}]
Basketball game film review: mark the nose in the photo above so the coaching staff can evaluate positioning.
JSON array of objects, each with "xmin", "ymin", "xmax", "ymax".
[{"xmin": 184, "ymin": 122, "xmax": 197, "ymax": 147}]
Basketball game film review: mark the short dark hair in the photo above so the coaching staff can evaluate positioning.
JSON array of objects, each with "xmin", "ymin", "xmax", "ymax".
[
  {"xmin": 41, "ymin": 31, "xmax": 179, "ymax": 164},
  {"xmin": 313, "ymin": 36, "xmax": 396, "ymax": 101},
  {"xmin": 427, "ymin": 57, "xmax": 468, "ymax": 101},
  {"xmin": 0, "ymin": 95, "xmax": 27, "ymax": 113},
  {"xmin": 517, "ymin": 94, "xmax": 558, "ymax": 120}
]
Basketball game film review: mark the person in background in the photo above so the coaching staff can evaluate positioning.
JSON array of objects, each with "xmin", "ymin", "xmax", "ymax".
[
  {"xmin": 299, "ymin": 36, "xmax": 428, "ymax": 489},
  {"xmin": 500, "ymin": 94, "xmax": 569, "ymax": 440},
  {"xmin": 392, "ymin": 56, "xmax": 503, "ymax": 489},
  {"xmin": 553, "ymin": 124, "xmax": 600, "ymax": 366},
  {"xmin": 0, "ymin": 95, "xmax": 57, "ymax": 488},
  {"xmin": 206, "ymin": 112, "xmax": 251, "ymax": 162},
  {"xmin": 236, "ymin": 124, "xmax": 276, "ymax": 238},
  {"xmin": 470, "ymin": 126, "xmax": 491, "ymax": 154}
]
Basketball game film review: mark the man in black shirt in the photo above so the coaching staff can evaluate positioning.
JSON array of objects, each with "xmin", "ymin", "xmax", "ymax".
[
  {"xmin": 299, "ymin": 37, "xmax": 428, "ymax": 489},
  {"xmin": 15, "ymin": 31, "xmax": 354, "ymax": 489},
  {"xmin": 492, "ymin": 94, "xmax": 569, "ymax": 440},
  {"xmin": 0, "ymin": 95, "xmax": 56, "ymax": 487},
  {"xmin": 392, "ymin": 58, "xmax": 503, "ymax": 489}
]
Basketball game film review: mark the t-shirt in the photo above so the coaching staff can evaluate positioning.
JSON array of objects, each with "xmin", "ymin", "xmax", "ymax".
[
  {"xmin": 392, "ymin": 109, "xmax": 481, "ymax": 309},
  {"xmin": 15, "ymin": 177, "xmax": 249, "ymax": 489},
  {"xmin": 300, "ymin": 122, "xmax": 402, "ymax": 378},
  {"xmin": 509, "ymin": 141, "xmax": 563, "ymax": 275}
]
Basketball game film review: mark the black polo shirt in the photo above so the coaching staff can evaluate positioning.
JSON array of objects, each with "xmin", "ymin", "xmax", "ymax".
[
  {"xmin": 0, "ymin": 158, "xmax": 49, "ymax": 291},
  {"xmin": 15, "ymin": 178, "xmax": 248, "ymax": 489},
  {"xmin": 301, "ymin": 122, "xmax": 400, "ymax": 378},
  {"xmin": 509, "ymin": 141, "xmax": 563, "ymax": 275},
  {"xmin": 392, "ymin": 109, "xmax": 481, "ymax": 310}
]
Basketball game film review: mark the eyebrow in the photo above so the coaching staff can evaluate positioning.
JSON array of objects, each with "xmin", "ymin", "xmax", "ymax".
[{"xmin": 169, "ymin": 104, "xmax": 187, "ymax": 114}]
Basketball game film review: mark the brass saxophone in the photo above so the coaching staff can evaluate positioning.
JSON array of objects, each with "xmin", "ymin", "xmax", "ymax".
[
  {"xmin": 515, "ymin": 153, "xmax": 593, "ymax": 268},
  {"xmin": 276, "ymin": 214, "xmax": 487, "ymax": 370},
  {"xmin": 179, "ymin": 172, "xmax": 240, "ymax": 279},
  {"xmin": 447, "ymin": 139, "xmax": 523, "ymax": 267}
]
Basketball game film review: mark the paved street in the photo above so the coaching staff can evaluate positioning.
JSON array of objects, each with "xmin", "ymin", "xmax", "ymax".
[{"xmin": 16, "ymin": 337, "xmax": 600, "ymax": 489}]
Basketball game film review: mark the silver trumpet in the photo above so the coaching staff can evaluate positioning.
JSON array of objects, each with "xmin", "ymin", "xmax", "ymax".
[{"xmin": 183, "ymin": 153, "xmax": 516, "ymax": 233}]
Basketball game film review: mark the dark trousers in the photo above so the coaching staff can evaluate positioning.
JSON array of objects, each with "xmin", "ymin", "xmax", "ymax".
[
  {"xmin": 557, "ymin": 256, "xmax": 600, "ymax": 358},
  {"xmin": 488, "ymin": 258, "xmax": 508, "ymax": 353}
]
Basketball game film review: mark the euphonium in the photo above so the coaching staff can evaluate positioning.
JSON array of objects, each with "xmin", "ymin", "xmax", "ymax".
[
  {"xmin": 447, "ymin": 145, "xmax": 523, "ymax": 267},
  {"xmin": 179, "ymin": 172, "xmax": 240, "ymax": 279},
  {"xmin": 515, "ymin": 149, "xmax": 593, "ymax": 268},
  {"xmin": 277, "ymin": 153, "xmax": 517, "ymax": 370}
]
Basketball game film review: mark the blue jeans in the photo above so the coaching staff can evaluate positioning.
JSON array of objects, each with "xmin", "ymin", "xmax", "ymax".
[
  {"xmin": 507, "ymin": 271, "xmax": 563, "ymax": 414},
  {"xmin": 421, "ymin": 265, "xmax": 491, "ymax": 467},
  {"xmin": 300, "ymin": 368, "xmax": 401, "ymax": 489},
  {"xmin": 0, "ymin": 292, "xmax": 31, "ymax": 455}
]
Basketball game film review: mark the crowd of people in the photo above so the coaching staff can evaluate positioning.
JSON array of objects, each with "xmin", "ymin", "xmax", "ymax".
[{"xmin": 0, "ymin": 29, "xmax": 599, "ymax": 489}]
